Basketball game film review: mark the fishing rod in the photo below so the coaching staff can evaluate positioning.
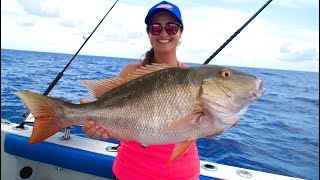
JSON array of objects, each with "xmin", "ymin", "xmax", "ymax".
[
  {"xmin": 203, "ymin": 0, "xmax": 273, "ymax": 65},
  {"xmin": 17, "ymin": 0, "xmax": 119, "ymax": 129}
]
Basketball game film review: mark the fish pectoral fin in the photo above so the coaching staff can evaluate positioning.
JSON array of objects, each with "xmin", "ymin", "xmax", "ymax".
[
  {"xmin": 161, "ymin": 113, "xmax": 203, "ymax": 134},
  {"xmin": 161, "ymin": 106, "xmax": 204, "ymax": 133},
  {"xmin": 165, "ymin": 139, "xmax": 196, "ymax": 167}
]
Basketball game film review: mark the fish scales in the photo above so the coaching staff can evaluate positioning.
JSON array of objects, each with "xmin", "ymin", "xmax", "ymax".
[{"xmin": 68, "ymin": 68, "xmax": 202, "ymax": 144}]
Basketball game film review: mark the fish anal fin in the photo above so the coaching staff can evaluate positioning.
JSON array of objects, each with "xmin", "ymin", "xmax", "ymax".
[
  {"xmin": 80, "ymin": 63, "xmax": 175, "ymax": 99},
  {"xmin": 165, "ymin": 139, "xmax": 196, "ymax": 167},
  {"xmin": 161, "ymin": 106, "xmax": 204, "ymax": 133}
]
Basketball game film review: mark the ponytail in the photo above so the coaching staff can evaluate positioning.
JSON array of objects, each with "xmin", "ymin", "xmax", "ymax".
[{"xmin": 141, "ymin": 48, "xmax": 154, "ymax": 66}]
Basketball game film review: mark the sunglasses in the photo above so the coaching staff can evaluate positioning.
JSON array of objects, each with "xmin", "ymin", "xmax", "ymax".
[{"xmin": 148, "ymin": 22, "xmax": 182, "ymax": 36}]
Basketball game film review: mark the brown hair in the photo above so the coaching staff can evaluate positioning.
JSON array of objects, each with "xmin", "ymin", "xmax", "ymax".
[{"xmin": 141, "ymin": 48, "xmax": 154, "ymax": 66}]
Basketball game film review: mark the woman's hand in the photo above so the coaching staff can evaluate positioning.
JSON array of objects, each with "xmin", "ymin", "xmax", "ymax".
[{"xmin": 80, "ymin": 99, "xmax": 109, "ymax": 141}]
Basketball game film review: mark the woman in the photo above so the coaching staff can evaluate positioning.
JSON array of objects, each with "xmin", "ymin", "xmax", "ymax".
[{"xmin": 81, "ymin": 1, "xmax": 200, "ymax": 179}]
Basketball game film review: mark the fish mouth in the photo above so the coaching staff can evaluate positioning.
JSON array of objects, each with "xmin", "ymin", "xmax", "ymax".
[{"xmin": 252, "ymin": 79, "xmax": 266, "ymax": 98}]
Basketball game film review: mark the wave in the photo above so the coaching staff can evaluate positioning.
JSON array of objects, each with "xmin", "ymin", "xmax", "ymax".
[{"xmin": 289, "ymin": 97, "xmax": 319, "ymax": 106}]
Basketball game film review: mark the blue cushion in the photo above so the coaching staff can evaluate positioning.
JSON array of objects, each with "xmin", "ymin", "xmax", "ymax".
[
  {"xmin": 4, "ymin": 134, "xmax": 114, "ymax": 178},
  {"xmin": 4, "ymin": 134, "xmax": 217, "ymax": 179}
]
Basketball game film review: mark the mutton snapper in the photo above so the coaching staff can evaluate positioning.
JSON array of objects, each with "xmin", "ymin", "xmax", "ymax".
[{"xmin": 15, "ymin": 63, "xmax": 265, "ymax": 166}]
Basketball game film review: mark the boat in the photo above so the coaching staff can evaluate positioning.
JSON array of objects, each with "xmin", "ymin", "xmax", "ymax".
[
  {"xmin": 0, "ymin": 1, "xmax": 308, "ymax": 178},
  {"xmin": 1, "ymin": 118, "xmax": 304, "ymax": 180}
]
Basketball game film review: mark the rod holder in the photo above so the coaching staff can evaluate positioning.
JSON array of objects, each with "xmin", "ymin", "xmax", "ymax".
[{"xmin": 62, "ymin": 127, "xmax": 71, "ymax": 140}]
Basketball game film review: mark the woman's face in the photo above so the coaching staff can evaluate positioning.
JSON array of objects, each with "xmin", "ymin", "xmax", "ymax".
[{"xmin": 148, "ymin": 12, "xmax": 182, "ymax": 54}]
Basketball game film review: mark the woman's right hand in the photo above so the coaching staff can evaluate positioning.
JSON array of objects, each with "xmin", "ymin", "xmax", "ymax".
[{"xmin": 80, "ymin": 99, "xmax": 109, "ymax": 141}]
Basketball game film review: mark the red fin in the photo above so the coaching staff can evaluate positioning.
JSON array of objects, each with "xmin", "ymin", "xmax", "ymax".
[
  {"xmin": 80, "ymin": 78, "xmax": 121, "ymax": 99},
  {"xmin": 14, "ymin": 92, "xmax": 70, "ymax": 144},
  {"xmin": 161, "ymin": 105, "xmax": 204, "ymax": 133},
  {"xmin": 165, "ymin": 139, "xmax": 196, "ymax": 167},
  {"xmin": 80, "ymin": 63, "xmax": 175, "ymax": 99}
]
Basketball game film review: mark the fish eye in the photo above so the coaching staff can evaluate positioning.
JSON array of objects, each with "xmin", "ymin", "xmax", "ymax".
[{"xmin": 220, "ymin": 70, "xmax": 231, "ymax": 78}]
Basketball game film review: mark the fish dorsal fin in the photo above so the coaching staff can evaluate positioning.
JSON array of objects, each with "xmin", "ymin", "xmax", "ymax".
[{"xmin": 81, "ymin": 63, "xmax": 175, "ymax": 99}]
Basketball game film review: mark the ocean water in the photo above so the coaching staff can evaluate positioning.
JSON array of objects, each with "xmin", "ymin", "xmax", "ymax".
[{"xmin": 1, "ymin": 49, "xmax": 319, "ymax": 180}]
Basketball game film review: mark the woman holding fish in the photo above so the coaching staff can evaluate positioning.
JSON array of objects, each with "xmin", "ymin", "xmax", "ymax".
[
  {"xmin": 14, "ymin": 0, "xmax": 264, "ymax": 178},
  {"xmin": 81, "ymin": 1, "xmax": 201, "ymax": 179},
  {"xmin": 14, "ymin": 0, "xmax": 264, "ymax": 179},
  {"xmin": 1, "ymin": 0, "xmax": 265, "ymax": 179}
]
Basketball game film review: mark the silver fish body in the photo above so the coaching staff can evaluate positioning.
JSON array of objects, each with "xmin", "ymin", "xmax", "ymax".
[{"xmin": 15, "ymin": 64, "xmax": 265, "ymax": 165}]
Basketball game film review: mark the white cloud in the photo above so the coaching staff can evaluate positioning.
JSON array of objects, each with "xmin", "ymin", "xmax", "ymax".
[
  {"xmin": 16, "ymin": 0, "xmax": 59, "ymax": 17},
  {"xmin": 1, "ymin": 0, "xmax": 319, "ymax": 72}
]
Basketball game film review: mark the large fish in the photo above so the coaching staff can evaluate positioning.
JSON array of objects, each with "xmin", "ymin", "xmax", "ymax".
[{"xmin": 15, "ymin": 63, "xmax": 265, "ymax": 166}]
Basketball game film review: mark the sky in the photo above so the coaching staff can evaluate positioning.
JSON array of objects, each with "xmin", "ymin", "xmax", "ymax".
[{"xmin": 1, "ymin": 0, "xmax": 319, "ymax": 72}]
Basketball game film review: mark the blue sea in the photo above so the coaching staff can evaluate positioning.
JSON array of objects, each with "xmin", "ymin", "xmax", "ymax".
[{"xmin": 1, "ymin": 49, "xmax": 319, "ymax": 180}]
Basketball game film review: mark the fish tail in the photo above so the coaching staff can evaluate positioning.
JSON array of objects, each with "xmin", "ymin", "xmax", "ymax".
[{"xmin": 15, "ymin": 92, "xmax": 71, "ymax": 144}]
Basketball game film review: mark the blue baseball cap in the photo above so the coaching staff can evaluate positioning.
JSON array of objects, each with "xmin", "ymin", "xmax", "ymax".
[{"xmin": 145, "ymin": 1, "xmax": 183, "ymax": 27}]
